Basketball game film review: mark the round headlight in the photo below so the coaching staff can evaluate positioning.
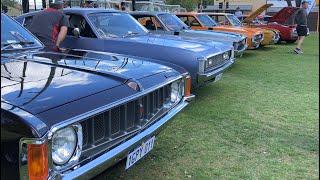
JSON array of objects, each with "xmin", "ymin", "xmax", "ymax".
[
  {"xmin": 223, "ymin": 52, "xmax": 230, "ymax": 60},
  {"xmin": 170, "ymin": 81, "xmax": 183, "ymax": 103},
  {"xmin": 52, "ymin": 127, "xmax": 77, "ymax": 165}
]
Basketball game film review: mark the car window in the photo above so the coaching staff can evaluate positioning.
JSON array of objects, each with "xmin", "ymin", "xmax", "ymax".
[
  {"xmin": 188, "ymin": 16, "xmax": 201, "ymax": 26},
  {"xmin": 151, "ymin": 17, "xmax": 163, "ymax": 30},
  {"xmin": 216, "ymin": 15, "xmax": 229, "ymax": 25},
  {"xmin": 197, "ymin": 15, "xmax": 217, "ymax": 27},
  {"xmin": 227, "ymin": 15, "xmax": 241, "ymax": 26},
  {"xmin": 158, "ymin": 14, "xmax": 189, "ymax": 31},
  {"xmin": 135, "ymin": 16, "xmax": 163, "ymax": 31},
  {"xmin": 88, "ymin": 12, "xmax": 148, "ymax": 38},
  {"xmin": 178, "ymin": 16, "xmax": 189, "ymax": 26},
  {"xmin": 67, "ymin": 14, "xmax": 96, "ymax": 38},
  {"xmin": 1, "ymin": 14, "xmax": 43, "ymax": 51},
  {"xmin": 24, "ymin": 16, "xmax": 33, "ymax": 29}
]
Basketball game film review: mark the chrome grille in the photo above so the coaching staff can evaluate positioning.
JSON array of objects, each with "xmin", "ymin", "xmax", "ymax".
[
  {"xmin": 205, "ymin": 51, "xmax": 231, "ymax": 71},
  {"xmin": 80, "ymin": 85, "xmax": 171, "ymax": 150}
]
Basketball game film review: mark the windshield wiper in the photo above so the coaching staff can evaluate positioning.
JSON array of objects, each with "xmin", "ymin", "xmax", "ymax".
[
  {"xmin": 123, "ymin": 32, "xmax": 139, "ymax": 38},
  {"xmin": 1, "ymin": 41, "xmax": 35, "ymax": 51},
  {"xmin": 1, "ymin": 31, "xmax": 36, "ymax": 51}
]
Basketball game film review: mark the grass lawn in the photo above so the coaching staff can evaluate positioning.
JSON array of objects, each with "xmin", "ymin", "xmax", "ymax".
[{"xmin": 97, "ymin": 34, "xmax": 319, "ymax": 179}]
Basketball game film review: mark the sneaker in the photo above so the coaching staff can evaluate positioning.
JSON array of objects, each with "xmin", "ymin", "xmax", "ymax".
[{"xmin": 294, "ymin": 48, "xmax": 303, "ymax": 54}]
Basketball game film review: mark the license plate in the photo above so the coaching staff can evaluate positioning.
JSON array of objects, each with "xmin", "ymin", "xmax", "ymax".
[
  {"xmin": 125, "ymin": 136, "xmax": 155, "ymax": 169},
  {"xmin": 214, "ymin": 73, "xmax": 223, "ymax": 82}
]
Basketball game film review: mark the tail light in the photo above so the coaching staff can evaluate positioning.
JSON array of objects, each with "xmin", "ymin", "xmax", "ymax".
[
  {"xmin": 27, "ymin": 143, "xmax": 49, "ymax": 180},
  {"xmin": 185, "ymin": 75, "xmax": 191, "ymax": 97}
]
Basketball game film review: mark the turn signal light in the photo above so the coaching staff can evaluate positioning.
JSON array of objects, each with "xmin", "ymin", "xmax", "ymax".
[
  {"xmin": 185, "ymin": 76, "xmax": 191, "ymax": 97},
  {"xmin": 28, "ymin": 143, "xmax": 49, "ymax": 180}
]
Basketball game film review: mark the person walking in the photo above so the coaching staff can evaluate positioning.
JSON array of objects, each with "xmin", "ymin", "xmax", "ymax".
[
  {"xmin": 120, "ymin": 2, "xmax": 126, "ymax": 11},
  {"xmin": 234, "ymin": 7, "xmax": 243, "ymax": 18},
  {"xmin": 28, "ymin": 0, "xmax": 69, "ymax": 51},
  {"xmin": 294, "ymin": 0, "xmax": 309, "ymax": 54}
]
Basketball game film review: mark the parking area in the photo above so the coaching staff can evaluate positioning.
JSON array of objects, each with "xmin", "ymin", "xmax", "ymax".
[{"xmin": 97, "ymin": 34, "xmax": 319, "ymax": 179}]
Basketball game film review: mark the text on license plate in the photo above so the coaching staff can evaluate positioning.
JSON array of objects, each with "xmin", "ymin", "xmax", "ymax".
[
  {"xmin": 214, "ymin": 73, "xmax": 223, "ymax": 82},
  {"xmin": 125, "ymin": 136, "xmax": 155, "ymax": 169}
]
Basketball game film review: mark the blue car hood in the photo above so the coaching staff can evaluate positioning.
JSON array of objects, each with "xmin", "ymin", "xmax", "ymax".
[
  {"xmin": 183, "ymin": 29, "xmax": 245, "ymax": 42},
  {"xmin": 1, "ymin": 50, "xmax": 176, "ymax": 115},
  {"xmin": 32, "ymin": 50, "xmax": 175, "ymax": 80},
  {"xmin": 123, "ymin": 34, "xmax": 231, "ymax": 53}
]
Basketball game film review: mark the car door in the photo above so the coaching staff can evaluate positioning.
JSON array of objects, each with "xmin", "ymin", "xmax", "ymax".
[{"xmin": 61, "ymin": 13, "xmax": 106, "ymax": 51}]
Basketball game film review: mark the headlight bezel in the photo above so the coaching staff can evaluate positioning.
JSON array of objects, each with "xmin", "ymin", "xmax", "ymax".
[
  {"xmin": 223, "ymin": 51, "xmax": 230, "ymax": 60},
  {"xmin": 51, "ymin": 124, "xmax": 83, "ymax": 170},
  {"xmin": 170, "ymin": 80, "xmax": 184, "ymax": 104}
]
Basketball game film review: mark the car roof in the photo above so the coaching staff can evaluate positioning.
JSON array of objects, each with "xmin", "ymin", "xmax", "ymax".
[
  {"xmin": 176, "ymin": 12, "xmax": 198, "ymax": 15},
  {"xmin": 63, "ymin": 8, "xmax": 121, "ymax": 15},
  {"xmin": 130, "ymin": 11, "xmax": 170, "ymax": 16},
  {"xmin": 206, "ymin": 12, "xmax": 232, "ymax": 16},
  {"xmin": 17, "ymin": 8, "xmax": 123, "ymax": 18}
]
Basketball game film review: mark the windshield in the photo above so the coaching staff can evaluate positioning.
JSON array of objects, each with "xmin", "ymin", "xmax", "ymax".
[
  {"xmin": 197, "ymin": 14, "xmax": 217, "ymax": 27},
  {"xmin": 158, "ymin": 13, "xmax": 189, "ymax": 31},
  {"xmin": 227, "ymin": 14, "xmax": 242, "ymax": 26},
  {"xmin": 88, "ymin": 13, "xmax": 149, "ymax": 38},
  {"xmin": 1, "ymin": 14, "xmax": 43, "ymax": 51}
]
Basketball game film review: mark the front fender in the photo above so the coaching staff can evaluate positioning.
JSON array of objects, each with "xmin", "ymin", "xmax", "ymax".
[
  {"xmin": 61, "ymin": 36, "xmax": 200, "ymax": 80},
  {"xmin": 1, "ymin": 102, "xmax": 48, "ymax": 139}
]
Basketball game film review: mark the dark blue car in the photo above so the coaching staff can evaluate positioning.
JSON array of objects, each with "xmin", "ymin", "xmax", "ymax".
[
  {"xmin": 1, "ymin": 13, "xmax": 193, "ymax": 179},
  {"xmin": 16, "ymin": 8, "xmax": 235, "ymax": 88}
]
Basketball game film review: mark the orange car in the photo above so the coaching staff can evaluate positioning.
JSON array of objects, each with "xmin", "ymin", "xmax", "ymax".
[
  {"xmin": 176, "ymin": 13, "xmax": 264, "ymax": 49},
  {"xmin": 206, "ymin": 13, "xmax": 279, "ymax": 46}
]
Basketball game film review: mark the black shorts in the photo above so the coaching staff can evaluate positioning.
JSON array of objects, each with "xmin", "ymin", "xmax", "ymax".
[{"xmin": 296, "ymin": 25, "xmax": 308, "ymax": 36}]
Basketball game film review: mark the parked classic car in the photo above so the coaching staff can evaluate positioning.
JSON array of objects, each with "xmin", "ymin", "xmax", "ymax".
[
  {"xmin": 176, "ymin": 13, "xmax": 264, "ymax": 49},
  {"xmin": 206, "ymin": 13, "xmax": 280, "ymax": 46},
  {"xmin": 16, "ymin": 8, "xmax": 235, "ymax": 88},
  {"xmin": 242, "ymin": 5, "xmax": 300, "ymax": 43},
  {"xmin": 130, "ymin": 11, "xmax": 248, "ymax": 56},
  {"xmin": 1, "ymin": 13, "xmax": 194, "ymax": 179}
]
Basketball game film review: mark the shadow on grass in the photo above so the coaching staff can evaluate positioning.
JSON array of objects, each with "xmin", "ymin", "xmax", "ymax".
[
  {"xmin": 239, "ymin": 51, "xmax": 256, "ymax": 58},
  {"xmin": 258, "ymin": 45, "xmax": 277, "ymax": 51}
]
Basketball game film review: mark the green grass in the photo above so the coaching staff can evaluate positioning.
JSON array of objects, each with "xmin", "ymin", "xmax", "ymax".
[{"xmin": 97, "ymin": 34, "xmax": 319, "ymax": 180}]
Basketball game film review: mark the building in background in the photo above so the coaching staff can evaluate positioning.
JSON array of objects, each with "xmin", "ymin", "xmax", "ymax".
[{"xmin": 202, "ymin": 0, "xmax": 318, "ymax": 32}]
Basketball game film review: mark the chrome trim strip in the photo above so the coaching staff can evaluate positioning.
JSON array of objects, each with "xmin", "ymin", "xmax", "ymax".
[{"xmin": 60, "ymin": 100, "xmax": 189, "ymax": 179}]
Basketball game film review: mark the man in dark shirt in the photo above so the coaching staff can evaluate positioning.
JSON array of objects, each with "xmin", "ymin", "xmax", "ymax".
[
  {"xmin": 120, "ymin": 2, "xmax": 126, "ymax": 11},
  {"xmin": 294, "ymin": 0, "xmax": 309, "ymax": 54},
  {"xmin": 82, "ymin": 0, "xmax": 98, "ymax": 8},
  {"xmin": 28, "ymin": 0, "xmax": 69, "ymax": 51}
]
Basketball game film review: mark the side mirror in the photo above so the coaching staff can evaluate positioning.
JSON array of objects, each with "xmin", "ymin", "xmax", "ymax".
[{"xmin": 72, "ymin": 28, "xmax": 80, "ymax": 38}]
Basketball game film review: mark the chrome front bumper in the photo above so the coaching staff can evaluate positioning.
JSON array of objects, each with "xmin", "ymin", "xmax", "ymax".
[
  {"xmin": 58, "ymin": 99, "xmax": 190, "ymax": 179},
  {"xmin": 197, "ymin": 58, "xmax": 235, "ymax": 85}
]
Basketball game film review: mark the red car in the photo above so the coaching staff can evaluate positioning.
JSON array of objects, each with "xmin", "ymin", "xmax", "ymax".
[{"xmin": 242, "ymin": 4, "xmax": 299, "ymax": 43}]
